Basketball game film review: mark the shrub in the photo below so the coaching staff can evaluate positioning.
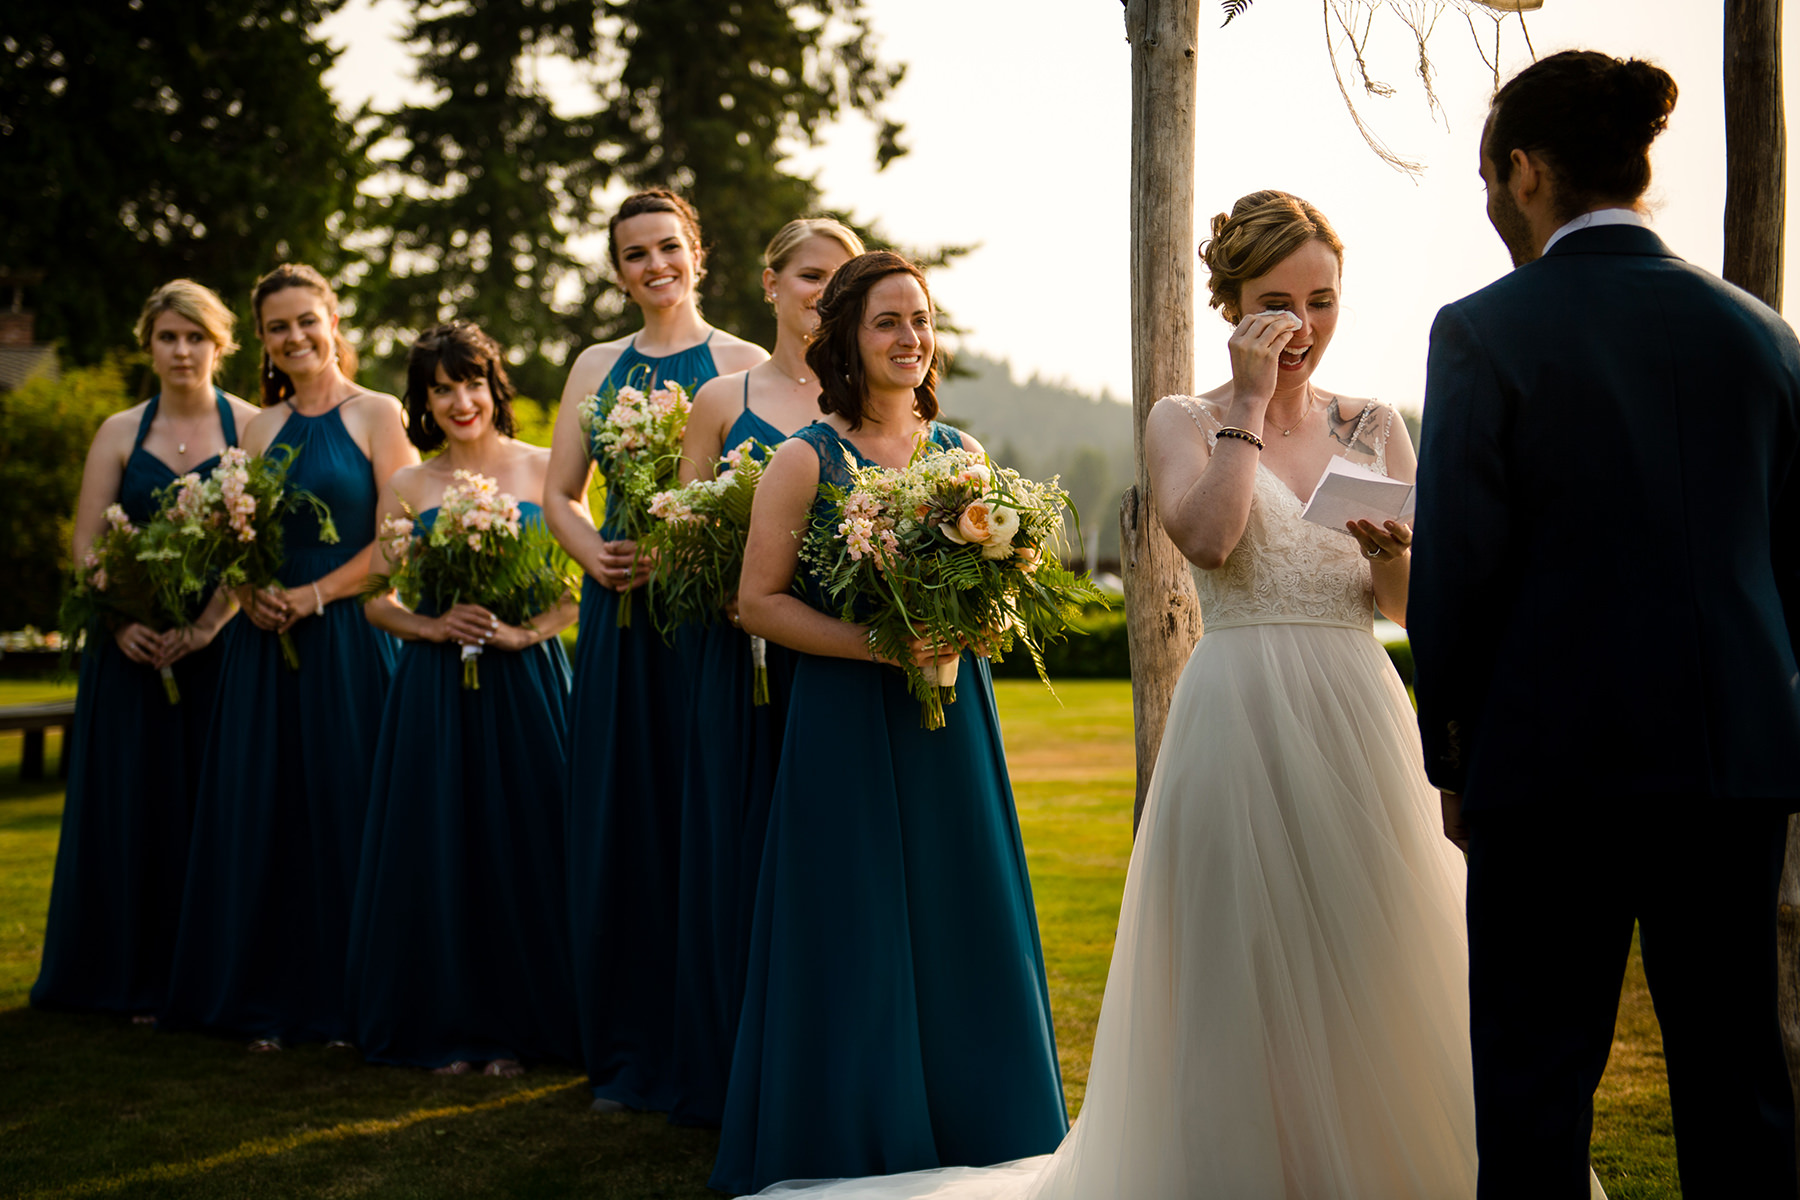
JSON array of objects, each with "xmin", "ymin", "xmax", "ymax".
[
  {"xmin": 990, "ymin": 606, "xmax": 1131, "ymax": 680},
  {"xmin": 0, "ymin": 359, "xmax": 135, "ymax": 630}
]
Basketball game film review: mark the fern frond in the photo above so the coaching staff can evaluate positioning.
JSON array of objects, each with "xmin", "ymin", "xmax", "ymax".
[{"xmin": 1222, "ymin": 0, "xmax": 1255, "ymax": 26}]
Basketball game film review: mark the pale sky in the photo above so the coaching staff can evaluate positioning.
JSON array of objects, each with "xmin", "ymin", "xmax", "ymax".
[{"xmin": 321, "ymin": 0, "xmax": 1800, "ymax": 412}]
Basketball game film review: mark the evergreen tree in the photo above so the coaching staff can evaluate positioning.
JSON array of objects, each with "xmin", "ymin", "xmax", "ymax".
[
  {"xmin": 598, "ymin": 0, "xmax": 915, "ymax": 349},
  {"xmin": 352, "ymin": 0, "xmax": 612, "ymax": 400},
  {"xmin": 0, "ymin": 0, "xmax": 357, "ymax": 387},
  {"xmin": 359, "ymin": 0, "xmax": 953, "ymax": 395}
]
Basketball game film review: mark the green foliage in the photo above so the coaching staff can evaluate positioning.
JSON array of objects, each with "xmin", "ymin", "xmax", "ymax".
[
  {"xmin": 0, "ymin": 360, "xmax": 134, "ymax": 630},
  {"xmin": 55, "ymin": 506, "xmax": 191, "ymax": 695},
  {"xmin": 641, "ymin": 441, "xmax": 771, "ymax": 636},
  {"xmin": 0, "ymin": 0, "xmax": 359, "ymax": 384},
  {"xmin": 989, "ymin": 607, "xmax": 1131, "ymax": 680}
]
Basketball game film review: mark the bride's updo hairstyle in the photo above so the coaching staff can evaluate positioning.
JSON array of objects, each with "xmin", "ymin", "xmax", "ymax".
[
  {"xmin": 1200, "ymin": 191, "xmax": 1344, "ymax": 324},
  {"xmin": 1487, "ymin": 50, "xmax": 1678, "ymax": 223},
  {"xmin": 805, "ymin": 250, "xmax": 940, "ymax": 432}
]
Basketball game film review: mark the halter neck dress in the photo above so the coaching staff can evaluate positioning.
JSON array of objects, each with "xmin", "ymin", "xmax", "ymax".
[
  {"xmin": 668, "ymin": 376, "xmax": 802, "ymax": 1126},
  {"xmin": 566, "ymin": 334, "xmax": 717, "ymax": 1109},
  {"xmin": 161, "ymin": 403, "xmax": 399, "ymax": 1044},
  {"xmin": 709, "ymin": 421, "xmax": 1068, "ymax": 1194},
  {"xmin": 345, "ymin": 500, "xmax": 580, "ymax": 1069},
  {"xmin": 31, "ymin": 392, "xmax": 239, "ymax": 1016}
]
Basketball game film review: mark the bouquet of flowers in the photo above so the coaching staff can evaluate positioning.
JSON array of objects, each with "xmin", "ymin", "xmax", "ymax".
[
  {"xmin": 146, "ymin": 445, "xmax": 338, "ymax": 671},
  {"xmin": 576, "ymin": 378, "xmax": 692, "ymax": 627},
  {"xmin": 365, "ymin": 470, "xmax": 579, "ymax": 689},
  {"xmin": 57, "ymin": 504, "xmax": 191, "ymax": 703},
  {"xmin": 802, "ymin": 442, "xmax": 1108, "ymax": 729},
  {"xmin": 641, "ymin": 438, "xmax": 775, "ymax": 702}
]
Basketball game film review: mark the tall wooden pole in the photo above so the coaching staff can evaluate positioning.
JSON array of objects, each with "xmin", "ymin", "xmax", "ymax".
[
  {"xmin": 1122, "ymin": 0, "xmax": 1204, "ymax": 832},
  {"xmin": 1721, "ymin": 0, "xmax": 1798, "ymax": 1127}
]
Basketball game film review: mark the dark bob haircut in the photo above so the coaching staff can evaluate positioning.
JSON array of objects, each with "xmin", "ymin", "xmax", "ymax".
[
  {"xmin": 1487, "ymin": 49, "xmax": 1678, "ymax": 222},
  {"xmin": 403, "ymin": 321, "xmax": 518, "ymax": 452},
  {"xmin": 803, "ymin": 251, "xmax": 939, "ymax": 432}
]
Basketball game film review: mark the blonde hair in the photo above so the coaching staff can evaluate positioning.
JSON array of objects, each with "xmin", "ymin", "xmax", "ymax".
[
  {"xmin": 134, "ymin": 279, "xmax": 239, "ymax": 363},
  {"xmin": 1200, "ymin": 191, "xmax": 1345, "ymax": 323},
  {"xmin": 764, "ymin": 217, "xmax": 867, "ymax": 274}
]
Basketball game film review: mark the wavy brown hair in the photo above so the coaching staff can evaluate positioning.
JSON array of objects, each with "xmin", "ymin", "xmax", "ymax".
[
  {"xmin": 1199, "ymin": 191, "xmax": 1344, "ymax": 324},
  {"xmin": 251, "ymin": 263, "xmax": 358, "ymax": 406},
  {"xmin": 402, "ymin": 322, "xmax": 518, "ymax": 453},
  {"xmin": 803, "ymin": 251, "xmax": 939, "ymax": 432}
]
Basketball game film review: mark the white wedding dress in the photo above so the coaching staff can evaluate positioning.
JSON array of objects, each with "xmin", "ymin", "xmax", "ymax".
[{"xmin": 758, "ymin": 397, "xmax": 1601, "ymax": 1199}]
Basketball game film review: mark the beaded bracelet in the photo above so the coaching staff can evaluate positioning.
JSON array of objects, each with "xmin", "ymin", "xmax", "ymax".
[{"xmin": 1215, "ymin": 426, "xmax": 1265, "ymax": 451}]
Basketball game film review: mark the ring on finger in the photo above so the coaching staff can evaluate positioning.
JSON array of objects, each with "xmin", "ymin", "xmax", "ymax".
[{"xmin": 1365, "ymin": 545, "xmax": 1384, "ymax": 559}]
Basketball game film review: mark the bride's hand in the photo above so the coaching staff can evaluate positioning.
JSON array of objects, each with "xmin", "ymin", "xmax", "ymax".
[
  {"xmin": 1346, "ymin": 519, "xmax": 1413, "ymax": 563},
  {"xmin": 1227, "ymin": 310, "xmax": 1303, "ymax": 413}
]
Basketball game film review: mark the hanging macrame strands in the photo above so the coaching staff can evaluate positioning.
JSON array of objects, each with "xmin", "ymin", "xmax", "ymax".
[{"xmin": 1218, "ymin": 0, "xmax": 1544, "ymax": 177}]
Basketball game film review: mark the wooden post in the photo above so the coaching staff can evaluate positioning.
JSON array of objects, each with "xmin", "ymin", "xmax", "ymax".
[
  {"xmin": 1721, "ymin": 0, "xmax": 1799, "ymax": 1131},
  {"xmin": 1122, "ymin": 0, "xmax": 1205, "ymax": 832}
]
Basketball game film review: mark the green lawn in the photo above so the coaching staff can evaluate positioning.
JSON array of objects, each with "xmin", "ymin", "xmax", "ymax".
[{"xmin": 0, "ymin": 678, "xmax": 1678, "ymax": 1197}]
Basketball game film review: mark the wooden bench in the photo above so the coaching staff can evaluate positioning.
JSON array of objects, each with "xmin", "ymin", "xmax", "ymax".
[{"xmin": 0, "ymin": 700, "xmax": 75, "ymax": 781}]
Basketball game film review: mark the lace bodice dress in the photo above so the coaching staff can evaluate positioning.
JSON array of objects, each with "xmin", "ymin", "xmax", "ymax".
[{"xmin": 1175, "ymin": 394, "xmax": 1391, "ymax": 633}]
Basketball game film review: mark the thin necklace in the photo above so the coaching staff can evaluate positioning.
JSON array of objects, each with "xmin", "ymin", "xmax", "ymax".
[
  {"xmin": 1278, "ymin": 387, "xmax": 1323, "ymax": 437},
  {"xmin": 769, "ymin": 356, "xmax": 809, "ymax": 386}
]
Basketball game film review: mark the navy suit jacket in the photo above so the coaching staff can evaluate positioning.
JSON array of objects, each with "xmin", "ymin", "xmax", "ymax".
[{"xmin": 1409, "ymin": 224, "xmax": 1800, "ymax": 811}]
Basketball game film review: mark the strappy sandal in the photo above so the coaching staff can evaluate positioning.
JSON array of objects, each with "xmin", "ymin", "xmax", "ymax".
[
  {"xmin": 483, "ymin": 1059, "xmax": 524, "ymax": 1078},
  {"xmin": 433, "ymin": 1060, "xmax": 473, "ymax": 1076},
  {"xmin": 248, "ymin": 1036, "xmax": 283, "ymax": 1053}
]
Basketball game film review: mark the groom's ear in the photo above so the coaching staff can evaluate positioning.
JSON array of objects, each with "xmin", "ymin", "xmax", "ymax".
[{"xmin": 1509, "ymin": 148, "xmax": 1542, "ymax": 205}]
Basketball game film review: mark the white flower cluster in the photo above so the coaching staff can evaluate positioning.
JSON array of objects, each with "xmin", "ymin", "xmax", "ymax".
[{"xmin": 581, "ymin": 383, "xmax": 691, "ymax": 456}]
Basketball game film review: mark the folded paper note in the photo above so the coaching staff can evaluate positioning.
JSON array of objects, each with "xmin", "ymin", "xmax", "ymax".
[{"xmin": 1299, "ymin": 456, "xmax": 1416, "ymax": 530}]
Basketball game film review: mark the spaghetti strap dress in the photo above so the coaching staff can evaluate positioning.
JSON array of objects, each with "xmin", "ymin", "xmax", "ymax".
[
  {"xmin": 31, "ymin": 392, "xmax": 238, "ymax": 1016},
  {"xmin": 344, "ymin": 501, "xmax": 580, "ymax": 1069},
  {"xmin": 566, "ymin": 334, "xmax": 716, "ymax": 1109},
  {"xmin": 668, "ymin": 377, "xmax": 801, "ymax": 1127},
  {"xmin": 161, "ymin": 404, "xmax": 398, "ymax": 1044},
  {"xmin": 709, "ymin": 421, "xmax": 1068, "ymax": 1195}
]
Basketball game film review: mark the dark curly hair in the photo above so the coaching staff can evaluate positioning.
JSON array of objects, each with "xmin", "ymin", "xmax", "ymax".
[
  {"xmin": 803, "ymin": 251, "xmax": 939, "ymax": 432},
  {"xmin": 1487, "ymin": 50, "xmax": 1679, "ymax": 222},
  {"xmin": 402, "ymin": 321, "xmax": 518, "ymax": 452}
]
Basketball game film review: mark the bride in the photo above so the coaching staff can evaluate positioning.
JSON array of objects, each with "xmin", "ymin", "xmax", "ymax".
[{"xmin": 754, "ymin": 191, "xmax": 1607, "ymax": 1199}]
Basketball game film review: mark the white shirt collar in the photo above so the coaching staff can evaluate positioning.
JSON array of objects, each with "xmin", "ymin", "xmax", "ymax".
[{"xmin": 1541, "ymin": 208, "xmax": 1651, "ymax": 256}]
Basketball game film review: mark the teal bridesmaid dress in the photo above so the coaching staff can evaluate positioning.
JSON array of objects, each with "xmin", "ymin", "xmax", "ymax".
[
  {"xmin": 31, "ymin": 392, "xmax": 238, "ymax": 1016},
  {"xmin": 669, "ymin": 381, "xmax": 799, "ymax": 1127},
  {"xmin": 567, "ymin": 335, "xmax": 715, "ymax": 1109},
  {"xmin": 344, "ymin": 502, "xmax": 580, "ymax": 1069},
  {"xmin": 161, "ymin": 404, "xmax": 398, "ymax": 1043},
  {"xmin": 709, "ymin": 422, "xmax": 1068, "ymax": 1195}
]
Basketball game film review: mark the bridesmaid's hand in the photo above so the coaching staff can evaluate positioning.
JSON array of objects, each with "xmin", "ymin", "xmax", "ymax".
[
  {"xmin": 240, "ymin": 586, "xmax": 290, "ymax": 632},
  {"xmin": 1227, "ymin": 309, "xmax": 1303, "ymax": 412},
  {"xmin": 593, "ymin": 538, "xmax": 654, "ymax": 593},
  {"xmin": 113, "ymin": 621, "xmax": 160, "ymax": 666},
  {"xmin": 272, "ymin": 584, "xmax": 326, "ymax": 635},
  {"xmin": 151, "ymin": 624, "xmax": 219, "ymax": 670},
  {"xmin": 487, "ymin": 620, "xmax": 541, "ymax": 653},
  {"xmin": 901, "ymin": 637, "xmax": 960, "ymax": 672},
  {"xmin": 433, "ymin": 603, "xmax": 500, "ymax": 647}
]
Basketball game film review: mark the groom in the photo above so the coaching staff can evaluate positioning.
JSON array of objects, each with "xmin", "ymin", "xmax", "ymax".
[{"xmin": 1410, "ymin": 50, "xmax": 1800, "ymax": 1198}]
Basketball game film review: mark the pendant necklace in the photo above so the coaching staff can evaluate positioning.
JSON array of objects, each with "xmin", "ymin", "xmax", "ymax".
[{"xmin": 1279, "ymin": 388, "xmax": 1322, "ymax": 437}]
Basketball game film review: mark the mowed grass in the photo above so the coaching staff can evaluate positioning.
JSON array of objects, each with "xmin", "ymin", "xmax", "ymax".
[{"xmin": 0, "ymin": 678, "xmax": 1678, "ymax": 1197}]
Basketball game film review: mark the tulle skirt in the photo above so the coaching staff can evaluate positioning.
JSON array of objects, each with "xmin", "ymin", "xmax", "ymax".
[{"xmin": 752, "ymin": 621, "xmax": 1484, "ymax": 1199}]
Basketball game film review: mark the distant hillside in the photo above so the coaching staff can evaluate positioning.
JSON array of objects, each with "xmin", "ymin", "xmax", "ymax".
[{"xmin": 936, "ymin": 353, "xmax": 1133, "ymax": 560}]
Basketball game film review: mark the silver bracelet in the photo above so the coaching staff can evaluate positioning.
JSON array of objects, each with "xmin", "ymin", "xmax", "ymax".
[
  {"xmin": 311, "ymin": 582, "xmax": 325, "ymax": 615},
  {"xmin": 866, "ymin": 627, "xmax": 880, "ymax": 662}
]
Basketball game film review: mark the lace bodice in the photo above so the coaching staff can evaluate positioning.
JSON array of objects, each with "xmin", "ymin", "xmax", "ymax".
[{"xmin": 1172, "ymin": 396, "xmax": 1394, "ymax": 632}]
